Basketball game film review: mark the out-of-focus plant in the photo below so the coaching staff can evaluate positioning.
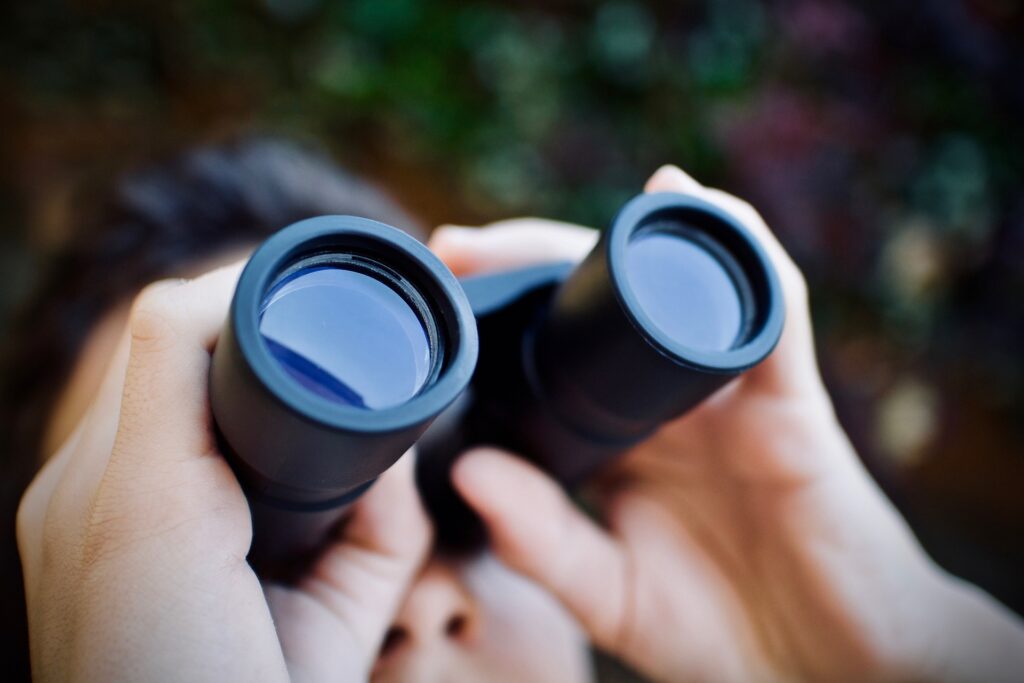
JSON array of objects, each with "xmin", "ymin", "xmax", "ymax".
[{"xmin": 1, "ymin": 4, "xmax": 1022, "ymax": 595}]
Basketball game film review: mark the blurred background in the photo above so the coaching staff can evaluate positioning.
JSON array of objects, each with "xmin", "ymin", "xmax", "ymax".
[{"xmin": 1, "ymin": 0, "xmax": 1021, "ymax": 638}]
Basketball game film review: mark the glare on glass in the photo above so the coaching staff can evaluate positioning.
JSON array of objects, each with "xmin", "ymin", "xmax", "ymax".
[
  {"xmin": 258, "ymin": 266, "xmax": 431, "ymax": 409},
  {"xmin": 625, "ymin": 229, "xmax": 744, "ymax": 352}
]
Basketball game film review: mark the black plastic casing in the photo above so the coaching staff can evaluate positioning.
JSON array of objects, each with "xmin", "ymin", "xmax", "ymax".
[
  {"xmin": 529, "ymin": 192, "xmax": 784, "ymax": 482},
  {"xmin": 210, "ymin": 216, "xmax": 477, "ymax": 572},
  {"xmin": 418, "ymin": 192, "xmax": 785, "ymax": 550}
]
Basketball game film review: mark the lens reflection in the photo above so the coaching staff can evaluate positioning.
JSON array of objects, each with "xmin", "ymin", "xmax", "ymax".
[
  {"xmin": 625, "ymin": 227, "xmax": 744, "ymax": 352},
  {"xmin": 259, "ymin": 266, "xmax": 431, "ymax": 409}
]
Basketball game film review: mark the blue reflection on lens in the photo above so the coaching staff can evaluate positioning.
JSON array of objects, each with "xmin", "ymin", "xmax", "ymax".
[
  {"xmin": 625, "ymin": 229, "xmax": 744, "ymax": 352},
  {"xmin": 259, "ymin": 266, "xmax": 431, "ymax": 409}
]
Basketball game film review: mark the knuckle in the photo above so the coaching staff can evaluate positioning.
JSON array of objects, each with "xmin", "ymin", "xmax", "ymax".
[
  {"xmin": 128, "ymin": 280, "xmax": 186, "ymax": 350},
  {"xmin": 80, "ymin": 463, "xmax": 246, "ymax": 568},
  {"xmin": 77, "ymin": 491, "xmax": 154, "ymax": 570},
  {"xmin": 783, "ymin": 261, "xmax": 809, "ymax": 303},
  {"xmin": 15, "ymin": 479, "xmax": 45, "ymax": 550},
  {"xmin": 737, "ymin": 203, "xmax": 769, "ymax": 232},
  {"xmin": 731, "ymin": 196, "xmax": 758, "ymax": 218},
  {"xmin": 17, "ymin": 472, "xmax": 74, "ymax": 578},
  {"xmin": 708, "ymin": 188, "xmax": 758, "ymax": 220}
]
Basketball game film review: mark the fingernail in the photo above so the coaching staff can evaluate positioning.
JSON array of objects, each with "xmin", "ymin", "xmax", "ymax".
[
  {"xmin": 433, "ymin": 225, "xmax": 477, "ymax": 241},
  {"xmin": 651, "ymin": 164, "xmax": 685, "ymax": 183},
  {"xmin": 647, "ymin": 164, "xmax": 701, "ymax": 192}
]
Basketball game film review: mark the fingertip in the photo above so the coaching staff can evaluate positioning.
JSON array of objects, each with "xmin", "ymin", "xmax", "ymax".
[
  {"xmin": 450, "ymin": 447, "xmax": 524, "ymax": 510},
  {"xmin": 451, "ymin": 447, "xmax": 568, "ymax": 543},
  {"xmin": 429, "ymin": 225, "xmax": 476, "ymax": 250},
  {"xmin": 428, "ymin": 226, "xmax": 483, "ymax": 277},
  {"xmin": 645, "ymin": 164, "xmax": 702, "ymax": 194}
]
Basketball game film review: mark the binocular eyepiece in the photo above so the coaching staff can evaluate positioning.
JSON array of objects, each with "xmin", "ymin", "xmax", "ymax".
[
  {"xmin": 209, "ymin": 219, "xmax": 477, "ymax": 569},
  {"xmin": 210, "ymin": 192, "xmax": 784, "ymax": 568}
]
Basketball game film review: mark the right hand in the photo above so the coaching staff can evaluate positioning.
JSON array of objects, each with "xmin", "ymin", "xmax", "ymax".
[
  {"xmin": 17, "ymin": 264, "xmax": 431, "ymax": 682},
  {"xmin": 430, "ymin": 165, "xmax": 1024, "ymax": 683}
]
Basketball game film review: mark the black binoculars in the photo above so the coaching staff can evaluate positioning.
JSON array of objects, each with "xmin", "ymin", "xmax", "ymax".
[{"xmin": 209, "ymin": 192, "xmax": 784, "ymax": 571}]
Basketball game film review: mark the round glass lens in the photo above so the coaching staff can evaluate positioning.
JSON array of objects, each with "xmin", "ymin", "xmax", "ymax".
[
  {"xmin": 258, "ymin": 265, "xmax": 432, "ymax": 409},
  {"xmin": 625, "ymin": 228, "xmax": 745, "ymax": 352}
]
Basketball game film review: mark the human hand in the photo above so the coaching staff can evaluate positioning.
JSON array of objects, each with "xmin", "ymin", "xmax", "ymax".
[
  {"xmin": 430, "ymin": 166, "xmax": 1024, "ymax": 683},
  {"xmin": 17, "ymin": 264, "xmax": 431, "ymax": 682}
]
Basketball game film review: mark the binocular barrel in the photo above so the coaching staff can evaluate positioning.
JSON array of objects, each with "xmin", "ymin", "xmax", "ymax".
[
  {"xmin": 418, "ymin": 192, "xmax": 785, "ymax": 549},
  {"xmin": 528, "ymin": 192, "xmax": 784, "ymax": 483},
  {"xmin": 211, "ymin": 192, "xmax": 784, "ymax": 568},
  {"xmin": 209, "ymin": 216, "xmax": 477, "ymax": 571}
]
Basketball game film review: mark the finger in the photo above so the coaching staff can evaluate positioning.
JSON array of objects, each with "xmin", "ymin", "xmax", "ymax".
[
  {"xmin": 644, "ymin": 164, "xmax": 703, "ymax": 195},
  {"xmin": 46, "ymin": 327, "xmax": 131, "ymax": 498},
  {"xmin": 81, "ymin": 262, "xmax": 250, "ymax": 554},
  {"xmin": 327, "ymin": 451, "xmax": 432, "ymax": 567},
  {"xmin": 25, "ymin": 255, "xmax": 247, "ymax": 545},
  {"xmin": 452, "ymin": 448, "xmax": 631, "ymax": 651},
  {"xmin": 16, "ymin": 418, "xmax": 87, "ymax": 590},
  {"xmin": 276, "ymin": 452, "xmax": 432, "ymax": 676},
  {"xmin": 107, "ymin": 262, "xmax": 244, "ymax": 474},
  {"xmin": 645, "ymin": 165, "xmax": 803, "ymax": 298},
  {"xmin": 20, "ymin": 258, "xmax": 243, "ymax": 569},
  {"xmin": 17, "ymin": 326, "xmax": 133, "ymax": 576},
  {"xmin": 644, "ymin": 165, "xmax": 823, "ymax": 397},
  {"xmin": 429, "ymin": 219, "xmax": 598, "ymax": 277},
  {"xmin": 304, "ymin": 453, "xmax": 431, "ymax": 630}
]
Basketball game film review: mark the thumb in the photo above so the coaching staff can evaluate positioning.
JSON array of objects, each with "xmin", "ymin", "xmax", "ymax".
[
  {"xmin": 429, "ymin": 219, "xmax": 597, "ymax": 277},
  {"xmin": 644, "ymin": 164, "xmax": 823, "ymax": 398},
  {"xmin": 452, "ymin": 448, "xmax": 631, "ymax": 650}
]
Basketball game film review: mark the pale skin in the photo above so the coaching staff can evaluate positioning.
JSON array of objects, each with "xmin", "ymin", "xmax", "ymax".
[
  {"xmin": 437, "ymin": 166, "xmax": 1024, "ymax": 683},
  {"xmin": 16, "ymin": 165, "xmax": 1024, "ymax": 682},
  {"xmin": 16, "ymin": 265, "xmax": 434, "ymax": 682}
]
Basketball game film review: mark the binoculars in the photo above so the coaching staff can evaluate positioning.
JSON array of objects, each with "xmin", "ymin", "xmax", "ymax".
[{"xmin": 209, "ymin": 192, "xmax": 784, "ymax": 570}]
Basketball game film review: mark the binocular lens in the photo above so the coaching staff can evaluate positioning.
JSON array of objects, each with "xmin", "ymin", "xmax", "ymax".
[
  {"xmin": 624, "ymin": 223, "xmax": 749, "ymax": 353},
  {"xmin": 417, "ymin": 192, "xmax": 784, "ymax": 551},
  {"xmin": 258, "ymin": 264, "xmax": 435, "ymax": 410},
  {"xmin": 211, "ymin": 215, "xmax": 477, "ymax": 569}
]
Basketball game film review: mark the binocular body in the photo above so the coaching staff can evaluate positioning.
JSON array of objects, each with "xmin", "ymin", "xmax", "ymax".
[{"xmin": 210, "ymin": 193, "xmax": 784, "ymax": 570}]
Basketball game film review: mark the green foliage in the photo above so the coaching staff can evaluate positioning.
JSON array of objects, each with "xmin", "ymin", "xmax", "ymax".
[{"xmin": 2, "ymin": 0, "xmax": 1023, "ymax": 431}]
